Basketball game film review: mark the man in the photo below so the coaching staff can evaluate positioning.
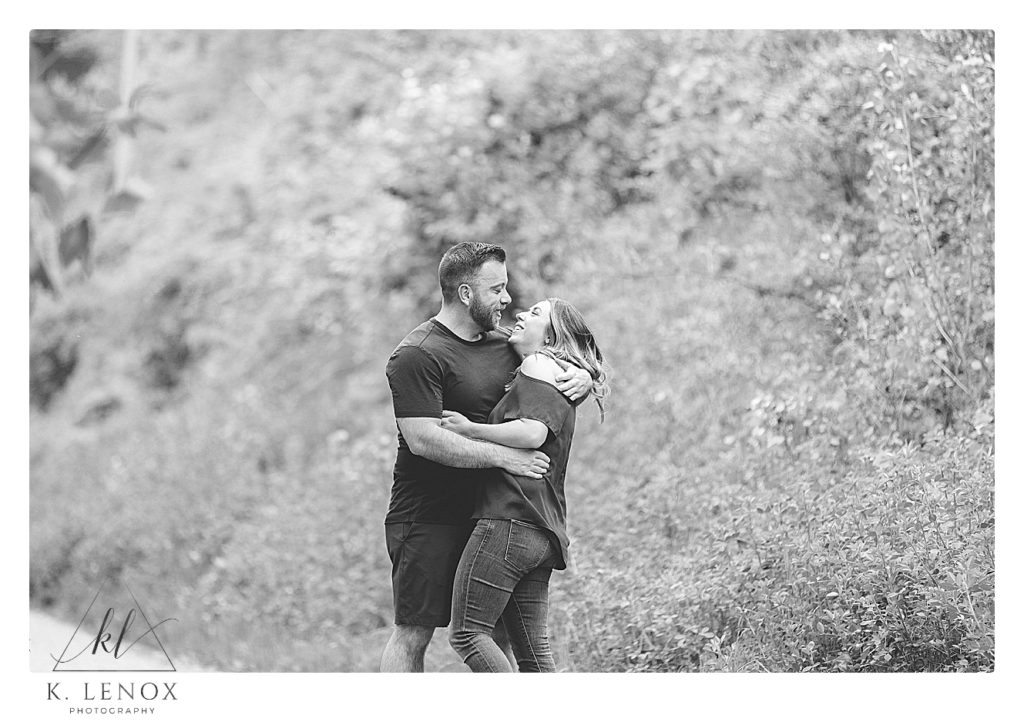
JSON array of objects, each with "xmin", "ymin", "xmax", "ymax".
[{"xmin": 380, "ymin": 242, "xmax": 591, "ymax": 672}]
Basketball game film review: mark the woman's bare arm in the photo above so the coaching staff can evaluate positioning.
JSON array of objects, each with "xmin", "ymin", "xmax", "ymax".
[
  {"xmin": 439, "ymin": 355, "xmax": 563, "ymax": 449},
  {"xmin": 439, "ymin": 412, "xmax": 548, "ymax": 449}
]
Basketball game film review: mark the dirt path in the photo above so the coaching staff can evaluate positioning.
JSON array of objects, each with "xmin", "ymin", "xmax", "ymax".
[
  {"xmin": 31, "ymin": 609, "xmax": 471, "ymax": 672},
  {"xmin": 30, "ymin": 609, "xmax": 210, "ymax": 672}
]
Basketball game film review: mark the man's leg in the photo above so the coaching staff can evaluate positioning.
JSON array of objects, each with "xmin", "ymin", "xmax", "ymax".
[
  {"xmin": 380, "ymin": 624, "xmax": 434, "ymax": 673},
  {"xmin": 382, "ymin": 521, "xmax": 470, "ymax": 672}
]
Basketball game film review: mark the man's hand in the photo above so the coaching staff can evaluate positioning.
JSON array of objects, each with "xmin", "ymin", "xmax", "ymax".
[
  {"xmin": 440, "ymin": 410, "xmax": 476, "ymax": 438},
  {"xmin": 498, "ymin": 447, "xmax": 550, "ymax": 479},
  {"xmin": 554, "ymin": 362, "xmax": 593, "ymax": 402}
]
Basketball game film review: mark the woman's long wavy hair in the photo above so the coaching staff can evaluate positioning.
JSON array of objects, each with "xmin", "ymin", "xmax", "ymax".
[{"xmin": 540, "ymin": 297, "xmax": 608, "ymax": 421}]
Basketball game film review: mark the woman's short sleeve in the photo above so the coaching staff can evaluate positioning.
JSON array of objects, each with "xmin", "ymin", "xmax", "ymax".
[{"xmin": 499, "ymin": 376, "xmax": 570, "ymax": 436}]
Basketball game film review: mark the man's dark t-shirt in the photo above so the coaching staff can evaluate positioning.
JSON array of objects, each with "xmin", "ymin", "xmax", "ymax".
[{"xmin": 385, "ymin": 319, "xmax": 519, "ymax": 525}]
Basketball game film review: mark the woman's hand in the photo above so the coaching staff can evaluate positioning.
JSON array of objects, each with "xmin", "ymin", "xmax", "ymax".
[{"xmin": 440, "ymin": 410, "xmax": 477, "ymax": 438}]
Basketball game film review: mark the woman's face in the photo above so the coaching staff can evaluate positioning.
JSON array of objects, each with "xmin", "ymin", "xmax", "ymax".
[{"xmin": 509, "ymin": 300, "xmax": 553, "ymax": 352}]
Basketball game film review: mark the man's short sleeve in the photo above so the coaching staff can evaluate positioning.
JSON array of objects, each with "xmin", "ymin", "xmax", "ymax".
[
  {"xmin": 386, "ymin": 344, "xmax": 445, "ymax": 418},
  {"xmin": 499, "ymin": 377, "xmax": 570, "ymax": 436}
]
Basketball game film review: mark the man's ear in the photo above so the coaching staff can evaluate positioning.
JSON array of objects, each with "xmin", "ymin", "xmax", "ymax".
[{"xmin": 458, "ymin": 283, "xmax": 472, "ymax": 306}]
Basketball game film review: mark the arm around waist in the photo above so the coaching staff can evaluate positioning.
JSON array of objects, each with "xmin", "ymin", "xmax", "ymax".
[{"xmin": 398, "ymin": 417, "xmax": 549, "ymax": 479}]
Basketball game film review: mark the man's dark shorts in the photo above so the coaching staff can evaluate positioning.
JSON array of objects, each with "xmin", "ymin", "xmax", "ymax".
[{"xmin": 385, "ymin": 521, "xmax": 475, "ymax": 627}]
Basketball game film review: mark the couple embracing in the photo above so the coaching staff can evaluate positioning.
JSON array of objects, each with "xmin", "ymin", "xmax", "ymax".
[{"xmin": 380, "ymin": 242, "xmax": 607, "ymax": 673}]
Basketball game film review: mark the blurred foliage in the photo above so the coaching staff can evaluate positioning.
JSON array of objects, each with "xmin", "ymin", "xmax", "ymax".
[
  {"xmin": 29, "ymin": 30, "xmax": 993, "ymax": 672},
  {"xmin": 30, "ymin": 30, "xmax": 163, "ymax": 308}
]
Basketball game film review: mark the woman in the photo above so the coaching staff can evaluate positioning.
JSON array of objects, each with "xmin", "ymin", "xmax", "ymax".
[{"xmin": 441, "ymin": 297, "xmax": 607, "ymax": 672}]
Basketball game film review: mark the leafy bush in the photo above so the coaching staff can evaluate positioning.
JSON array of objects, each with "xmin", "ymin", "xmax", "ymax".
[{"xmin": 556, "ymin": 399, "xmax": 993, "ymax": 672}]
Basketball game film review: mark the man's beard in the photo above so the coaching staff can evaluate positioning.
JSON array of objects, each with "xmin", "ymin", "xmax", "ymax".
[{"xmin": 469, "ymin": 296, "xmax": 500, "ymax": 331}]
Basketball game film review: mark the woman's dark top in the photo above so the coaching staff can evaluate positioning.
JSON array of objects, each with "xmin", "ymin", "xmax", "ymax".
[{"xmin": 473, "ymin": 365, "xmax": 580, "ymax": 570}]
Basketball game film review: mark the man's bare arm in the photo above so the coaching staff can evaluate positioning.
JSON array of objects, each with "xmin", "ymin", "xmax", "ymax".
[{"xmin": 398, "ymin": 417, "xmax": 550, "ymax": 479}]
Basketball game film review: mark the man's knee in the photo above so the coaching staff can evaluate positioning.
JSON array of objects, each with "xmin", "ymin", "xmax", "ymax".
[
  {"xmin": 381, "ymin": 624, "xmax": 435, "ymax": 672},
  {"xmin": 392, "ymin": 624, "xmax": 434, "ymax": 652}
]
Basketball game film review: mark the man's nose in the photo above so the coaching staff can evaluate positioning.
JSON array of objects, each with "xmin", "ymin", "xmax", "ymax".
[{"xmin": 501, "ymin": 289, "xmax": 512, "ymax": 305}]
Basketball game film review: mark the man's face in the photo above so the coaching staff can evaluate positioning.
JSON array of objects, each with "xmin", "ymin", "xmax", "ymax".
[{"xmin": 465, "ymin": 260, "xmax": 511, "ymax": 332}]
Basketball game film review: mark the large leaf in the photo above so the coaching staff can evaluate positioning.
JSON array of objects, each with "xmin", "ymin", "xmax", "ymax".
[
  {"xmin": 29, "ymin": 144, "xmax": 72, "ymax": 222},
  {"xmin": 29, "ymin": 235, "xmax": 56, "ymax": 293},
  {"xmin": 30, "ymin": 30, "xmax": 98, "ymax": 83},
  {"xmin": 67, "ymin": 127, "xmax": 112, "ymax": 169},
  {"xmin": 102, "ymin": 176, "xmax": 153, "ymax": 214},
  {"xmin": 57, "ymin": 216, "xmax": 93, "ymax": 272}
]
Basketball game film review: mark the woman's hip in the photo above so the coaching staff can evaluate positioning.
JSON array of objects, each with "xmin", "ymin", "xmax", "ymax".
[{"xmin": 469, "ymin": 517, "xmax": 559, "ymax": 574}]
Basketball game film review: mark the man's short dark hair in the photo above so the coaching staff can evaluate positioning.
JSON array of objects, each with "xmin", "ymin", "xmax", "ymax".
[{"xmin": 438, "ymin": 242, "xmax": 506, "ymax": 303}]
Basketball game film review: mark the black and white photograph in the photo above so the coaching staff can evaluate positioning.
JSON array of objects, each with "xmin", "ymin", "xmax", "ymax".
[{"xmin": 15, "ymin": 7, "xmax": 1017, "ymax": 720}]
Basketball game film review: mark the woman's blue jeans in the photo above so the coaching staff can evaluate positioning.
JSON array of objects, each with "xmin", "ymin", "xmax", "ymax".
[{"xmin": 449, "ymin": 518, "xmax": 559, "ymax": 672}]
